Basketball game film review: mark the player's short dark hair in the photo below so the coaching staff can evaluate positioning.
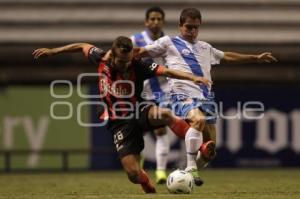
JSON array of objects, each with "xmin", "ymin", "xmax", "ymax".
[
  {"xmin": 179, "ymin": 8, "xmax": 202, "ymax": 25},
  {"xmin": 145, "ymin": 6, "xmax": 165, "ymax": 20},
  {"xmin": 111, "ymin": 36, "xmax": 133, "ymax": 55}
]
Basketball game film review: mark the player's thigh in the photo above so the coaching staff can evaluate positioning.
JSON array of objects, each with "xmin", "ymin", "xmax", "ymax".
[
  {"xmin": 203, "ymin": 123, "xmax": 216, "ymax": 143},
  {"xmin": 110, "ymin": 121, "xmax": 144, "ymax": 158}
]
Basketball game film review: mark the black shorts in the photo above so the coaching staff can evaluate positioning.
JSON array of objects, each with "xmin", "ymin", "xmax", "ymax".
[{"xmin": 108, "ymin": 103, "xmax": 158, "ymax": 158}]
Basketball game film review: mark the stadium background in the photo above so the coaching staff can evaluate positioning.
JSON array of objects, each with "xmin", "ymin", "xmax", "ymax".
[{"xmin": 0, "ymin": 0, "xmax": 300, "ymax": 172}]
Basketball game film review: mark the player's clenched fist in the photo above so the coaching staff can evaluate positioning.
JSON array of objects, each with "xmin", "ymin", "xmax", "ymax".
[{"xmin": 193, "ymin": 76, "xmax": 212, "ymax": 86}]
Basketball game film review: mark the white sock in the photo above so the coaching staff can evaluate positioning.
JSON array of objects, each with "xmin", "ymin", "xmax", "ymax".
[
  {"xmin": 156, "ymin": 132, "xmax": 169, "ymax": 170},
  {"xmin": 185, "ymin": 127, "xmax": 203, "ymax": 169}
]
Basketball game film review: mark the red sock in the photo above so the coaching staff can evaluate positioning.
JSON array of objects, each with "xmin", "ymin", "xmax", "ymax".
[
  {"xmin": 138, "ymin": 170, "xmax": 156, "ymax": 193},
  {"xmin": 168, "ymin": 118, "xmax": 189, "ymax": 139},
  {"xmin": 137, "ymin": 169, "xmax": 149, "ymax": 184}
]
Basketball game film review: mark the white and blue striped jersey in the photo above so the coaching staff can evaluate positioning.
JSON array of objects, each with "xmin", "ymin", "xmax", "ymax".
[
  {"xmin": 131, "ymin": 30, "xmax": 170, "ymax": 102},
  {"xmin": 145, "ymin": 35, "xmax": 224, "ymax": 99}
]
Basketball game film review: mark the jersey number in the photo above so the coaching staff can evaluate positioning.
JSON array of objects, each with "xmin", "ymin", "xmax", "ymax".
[{"xmin": 149, "ymin": 63, "xmax": 158, "ymax": 71}]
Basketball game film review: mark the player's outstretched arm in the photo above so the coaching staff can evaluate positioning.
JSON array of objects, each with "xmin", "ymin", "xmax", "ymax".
[
  {"xmin": 222, "ymin": 52, "xmax": 277, "ymax": 64},
  {"xmin": 33, "ymin": 43, "xmax": 93, "ymax": 59},
  {"xmin": 159, "ymin": 67, "xmax": 212, "ymax": 86}
]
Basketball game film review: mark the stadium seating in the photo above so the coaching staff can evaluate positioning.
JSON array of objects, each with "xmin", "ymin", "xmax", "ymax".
[{"xmin": 0, "ymin": 0, "xmax": 299, "ymax": 83}]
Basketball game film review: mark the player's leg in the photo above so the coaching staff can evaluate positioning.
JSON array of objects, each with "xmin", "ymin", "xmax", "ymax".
[
  {"xmin": 120, "ymin": 154, "xmax": 156, "ymax": 193},
  {"xmin": 146, "ymin": 104, "xmax": 205, "ymax": 186},
  {"xmin": 184, "ymin": 108, "xmax": 206, "ymax": 186},
  {"xmin": 110, "ymin": 120, "xmax": 156, "ymax": 193},
  {"xmin": 153, "ymin": 127, "xmax": 169, "ymax": 184},
  {"xmin": 145, "ymin": 105, "xmax": 189, "ymax": 139},
  {"xmin": 196, "ymin": 100, "xmax": 218, "ymax": 168}
]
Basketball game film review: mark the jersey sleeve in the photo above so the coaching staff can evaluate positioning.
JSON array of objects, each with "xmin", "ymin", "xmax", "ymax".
[
  {"xmin": 210, "ymin": 46, "xmax": 224, "ymax": 65},
  {"xmin": 130, "ymin": 35, "xmax": 137, "ymax": 46},
  {"xmin": 144, "ymin": 35, "xmax": 169, "ymax": 57},
  {"xmin": 83, "ymin": 45, "xmax": 106, "ymax": 65},
  {"xmin": 137, "ymin": 59, "xmax": 165, "ymax": 79}
]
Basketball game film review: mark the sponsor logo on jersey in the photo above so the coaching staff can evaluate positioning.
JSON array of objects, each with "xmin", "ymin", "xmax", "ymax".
[
  {"xmin": 90, "ymin": 47, "xmax": 103, "ymax": 55},
  {"xmin": 99, "ymin": 77, "xmax": 131, "ymax": 97},
  {"xmin": 181, "ymin": 48, "xmax": 191, "ymax": 56}
]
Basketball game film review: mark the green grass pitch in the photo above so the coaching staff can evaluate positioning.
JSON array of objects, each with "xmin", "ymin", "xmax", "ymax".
[{"xmin": 0, "ymin": 169, "xmax": 299, "ymax": 199}]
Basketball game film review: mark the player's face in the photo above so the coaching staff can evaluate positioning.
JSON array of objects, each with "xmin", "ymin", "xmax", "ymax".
[
  {"xmin": 179, "ymin": 17, "xmax": 201, "ymax": 43},
  {"xmin": 111, "ymin": 50, "xmax": 133, "ymax": 72},
  {"xmin": 145, "ymin": 12, "xmax": 164, "ymax": 34}
]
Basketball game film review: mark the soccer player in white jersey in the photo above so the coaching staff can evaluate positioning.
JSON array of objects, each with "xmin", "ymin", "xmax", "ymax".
[
  {"xmin": 130, "ymin": 7, "xmax": 171, "ymax": 184},
  {"xmin": 136, "ymin": 8, "xmax": 277, "ymax": 186}
]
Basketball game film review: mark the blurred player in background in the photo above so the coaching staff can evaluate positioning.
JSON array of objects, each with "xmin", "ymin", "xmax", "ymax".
[
  {"xmin": 33, "ymin": 36, "xmax": 211, "ymax": 193},
  {"xmin": 130, "ymin": 6, "xmax": 170, "ymax": 184},
  {"xmin": 136, "ymin": 8, "xmax": 277, "ymax": 186}
]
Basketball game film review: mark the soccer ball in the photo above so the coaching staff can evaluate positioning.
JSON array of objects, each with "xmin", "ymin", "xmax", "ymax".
[{"xmin": 166, "ymin": 169, "xmax": 194, "ymax": 194}]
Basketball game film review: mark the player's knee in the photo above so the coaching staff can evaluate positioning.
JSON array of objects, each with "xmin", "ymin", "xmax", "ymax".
[
  {"xmin": 159, "ymin": 109, "xmax": 173, "ymax": 124},
  {"xmin": 189, "ymin": 117, "xmax": 205, "ymax": 131},
  {"xmin": 154, "ymin": 127, "xmax": 166, "ymax": 136}
]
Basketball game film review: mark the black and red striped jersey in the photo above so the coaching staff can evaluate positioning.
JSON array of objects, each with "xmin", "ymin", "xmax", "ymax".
[{"xmin": 85, "ymin": 46, "xmax": 164, "ymax": 121}]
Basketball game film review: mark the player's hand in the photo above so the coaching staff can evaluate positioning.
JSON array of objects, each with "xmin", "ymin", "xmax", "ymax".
[
  {"xmin": 256, "ymin": 52, "xmax": 277, "ymax": 63},
  {"xmin": 102, "ymin": 50, "xmax": 111, "ymax": 62},
  {"xmin": 32, "ymin": 48, "xmax": 56, "ymax": 59},
  {"xmin": 193, "ymin": 76, "xmax": 212, "ymax": 86}
]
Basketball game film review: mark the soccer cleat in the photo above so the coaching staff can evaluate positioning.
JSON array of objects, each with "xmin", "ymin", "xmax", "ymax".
[
  {"xmin": 155, "ymin": 170, "xmax": 167, "ymax": 185},
  {"xmin": 141, "ymin": 181, "xmax": 157, "ymax": 193},
  {"xmin": 200, "ymin": 140, "xmax": 216, "ymax": 160},
  {"xmin": 185, "ymin": 167, "xmax": 204, "ymax": 186}
]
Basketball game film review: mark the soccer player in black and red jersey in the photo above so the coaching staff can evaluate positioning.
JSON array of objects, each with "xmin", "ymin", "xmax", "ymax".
[{"xmin": 33, "ymin": 36, "xmax": 211, "ymax": 193}]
